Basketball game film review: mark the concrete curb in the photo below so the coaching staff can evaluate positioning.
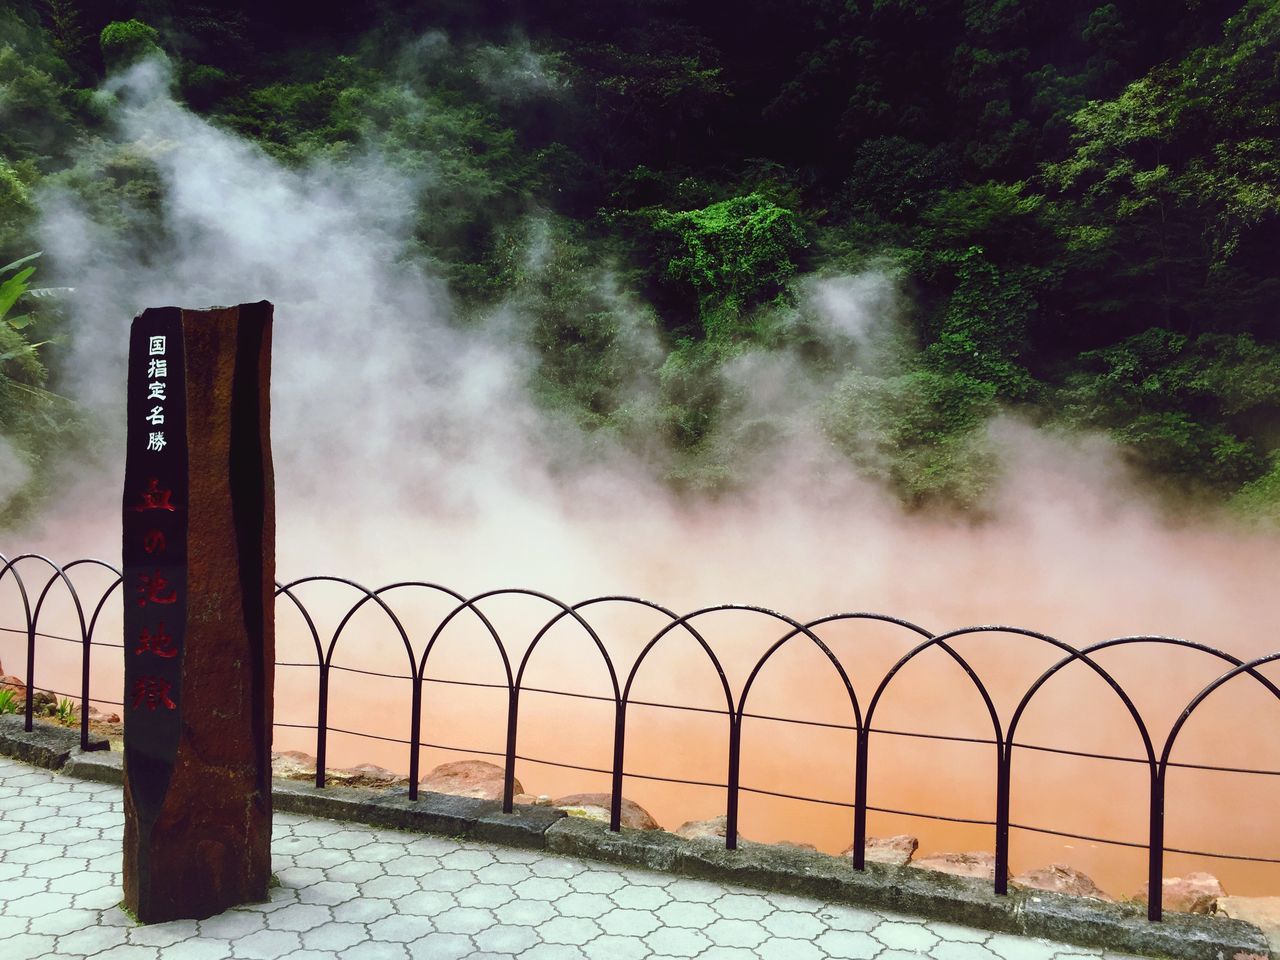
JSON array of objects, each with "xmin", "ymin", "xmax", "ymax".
[
  {"xmin": 0, "ymin": 714, "xmax": 107, "ymax": 769},
  {"xmin": 2, "ymin": 722, "xmax": 1270, "ymax": 960}
]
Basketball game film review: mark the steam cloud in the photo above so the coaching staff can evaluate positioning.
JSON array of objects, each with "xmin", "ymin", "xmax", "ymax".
[{"xmin": 10, "ymin": 51, "xmax": 1280, "ymax": 898}]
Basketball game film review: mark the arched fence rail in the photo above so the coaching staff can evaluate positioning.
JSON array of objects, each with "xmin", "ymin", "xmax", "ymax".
[{"xmin": 3, "ymin": 551, "xmax": 1279, "ymax": 923}]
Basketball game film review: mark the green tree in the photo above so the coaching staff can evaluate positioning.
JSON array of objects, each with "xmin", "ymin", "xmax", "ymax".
[
  {"xmin": 649, "ymin": 193, "xmax": 808, "ymax": 345},
  {"xmin": 99, "ymin": 19, "xmax": 161, "ymax": 69},
  {"xmin": 0, "ymin": 253, "xmax": 81, "ymax": 521}
]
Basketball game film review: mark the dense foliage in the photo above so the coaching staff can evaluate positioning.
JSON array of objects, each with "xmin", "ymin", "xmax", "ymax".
[{"xmin": 1, "ymin": 0, "xmax": 1278, "ymax": 523}]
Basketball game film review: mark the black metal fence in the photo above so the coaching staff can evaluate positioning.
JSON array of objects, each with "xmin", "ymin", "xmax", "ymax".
[{"xmin": 3, "ymin": 550, "xmax": 1279, "ymax": 923}]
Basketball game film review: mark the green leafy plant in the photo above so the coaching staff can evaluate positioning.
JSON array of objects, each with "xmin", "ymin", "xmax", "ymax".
[
  {"xmin": 99, "ymin": 19, "xmax": 161, "ymax": 69},
  {"xmin": 0, "ymin": 689, "xmax": 18, "ymax": 715},
  {"xmin": 53, "ymin": 697, "xmax": 76, "ymax": 724}
]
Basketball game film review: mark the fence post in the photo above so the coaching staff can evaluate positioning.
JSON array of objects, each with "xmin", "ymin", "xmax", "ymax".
[
  {"xmin": 1148, "ymin": 772, "xmax": 1165, "ymax": 921},
  {"xmin": 610, "ymin": 701, "xmax": 626, "ymax": 831},
  {"xmin": 994, "ymin": 751, "xmax": 1011, "ymax": 894},
  {"xmin": 503, "ymin": 687, "xmax": 520, "ymax": 812},
  {"xmin": 852, "ymin": 728, "xmax": 869, "ymax": 870}
]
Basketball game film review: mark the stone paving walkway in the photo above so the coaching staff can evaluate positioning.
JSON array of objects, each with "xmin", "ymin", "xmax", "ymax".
[{"xmin": 0, "ymin": 757, "xmax": 1146, "ymax": 960}]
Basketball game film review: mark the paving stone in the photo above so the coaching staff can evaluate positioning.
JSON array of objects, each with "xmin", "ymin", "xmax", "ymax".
[
  {"xmin": 472, "ymin": 923, "xmax": 541, "ymax": 954},
  {"xmin": 537, "ymin": 914, "xmax": 601, "ymax": 945},
  {"xmin": 360, "ymin": 875, "xmax": 421, "ymax": 900},
  {"xmin": 278, "ymin": 866, "xmax": 328, "ymax": 888},
  {"xmin": 931, "ymin": 941, "xmax": 1002, "ymax": 960},
  {"xmin": 338, "ymin": 941, "xmax": 409, "ymax": 960},
  {"xmin": 0, "ymin": 915, "xmax": 29, "ymax": 938},
  {"xmin": 233, "ymin": 929, "xmax": 304, "ymax": 959},
  {"xmin": 597, "ymin": 907, "xmax": 663, "ymax": 938},
  {"xmin": 330, "ymin": 898, "xmax": 396, "ymax": 924},
  {"xmin": 699, "ymin": 947, "xmax": 761, "ymax": 960},
  {"xmin": 383, "ymin": 854, "xmax": 440, "ymax": 877},
  {"xmin": 301, "ymin": 922, "xmax": 369, "ymax": 952},
  {"xmin": 513, "ymin": 876, "xmax": 573, "ymax": 901},
  {"xmin": 492, "ymin": 899, "xmax": 557, "ymax": 927},
  {"xmin": 611, "ymin": 883, "xmax": 673, "ymax": 911},
  {"xmin": 71, "ymin": 886, "xmax": 124, "ymax": 911},
  {"xmin": 712, "ymin": 892, "xmax": 774, "ymax": 921},
  {"xmin": 705, "ymin": 917, "xmax": 770, "ymax": 948},
  {"xmin": 929, "ymin": 920, "xmax": 996, "ymax": 943},
  {"xmin": 55, "ymin": 925, "xmax": 129, "ymax": 957},
  {"xmin": 818, "ymin": 904, "xmax": 883, "ymax": 933},
  {"xmin": 455, "ymin": 884, "xmax": 514, "ymax": 909},
  {"xmin": 987, "ymin": 933, "xmax": 1065, "ymax": 960},
  {"xmin": 6, "ymin": 891, "xmax": 75, "ymax": 918},
  {"xmin": 295, "ymin": 848, "xmax": 351, "ymax": 869},
  {"xmin": 814, "ymin": 928, "xmax": 883, "ymax": 959},
  {"xmin": 405, "ymin": 932, "xmax": 472, "ymax": 959},
  {"xmin": 581, "ymin": 934, "xmax": 650, "ymax": 960},
  {"xmin": 519, "ymin": 944, "xmax": 587, "ymax": 960},
  {"xmin": 0, "ymin": 833, "xmax": 40, "ymax": 853},
  {"xmin": 48, "ymin": 871, "xmax": 118, "ymax": 896},
  {"xmin": 91, "ymin": 944, "xmax": 161, "ymax": 960},
  {"xmin": 761, "ymin": 909, "xmax": 827, "ymax": 940},
  {"xmin": 567, "ymin": 870, "xmax": 627, "ymax": 894},
  {"xmin": 644, "ymin": 925, "xmax": 713, "ymax": 956},
  {"xmin": 25, "ymin": 858, "xmax": 88, "ymax": 882},
  {"xmin": 874, "ymin": 918, "xmax": 941, "ymax": 951},
  {"xmin": 124, "ymin": 919, "xmax": 200, "ymax": 947},
  {"xmin": 367, "ymin": 913, "xmax": 440, "ymax": 941},
  {"xmin": 758, "ymin": 936, "xmax": 826, "ymax": 960},
  {"xmin": 476, "ymin": 862, "xmax": 534, "ymax": 886},
  {"xmin": 433, "ymin": 906, "xmax": 497, "ymax": 936},
  {"xmin": 417, "ymin": 869, "xmax": 475, "ymax": 893},
  {"xmin": 170, "ymin": 947, "xmax": 247, "ymax": 960},
  {"xmin": 263, "ymin": 902, "xmax": 333, "ymax": 932},
  {"xmin": 3, "ymin": 877, "xmax": 50, "ymax": 900},
  {"xmin": 439, "ymin": 849, "xmax": 495, "ymax": 870},
  {"xmin": 199, "ymin": 910, "xmax": 268, "ymax": 939},
  {"xmin": 395, "ymin": 890, "xmax": 458, "ymax": 917},
  {"xmin": 0, "ymin": 932, "xmax": 57, "ymax": 959},
  {"xmin": 526, "ymin": 857, "xmax": 583, "ymax": 879},
  {"xmin": 555, "ymin": 891, "xmax": 616, "ymax": 919},
  {"xmin": 349, "ymin": 842, "xmax": 407, "ymax": 863}
]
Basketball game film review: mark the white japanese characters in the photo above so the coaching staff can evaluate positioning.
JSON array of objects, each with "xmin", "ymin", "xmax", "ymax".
[{"xmin": 145, "ymin": 335, "xmax": 168, "ymax": 452}]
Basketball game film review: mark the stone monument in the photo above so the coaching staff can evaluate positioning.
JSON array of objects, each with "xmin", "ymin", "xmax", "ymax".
[{"xmin": 121, "ymin": 302, "xmax": 275, "ymax": 923}]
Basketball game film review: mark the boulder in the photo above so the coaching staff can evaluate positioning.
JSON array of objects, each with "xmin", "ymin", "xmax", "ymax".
[
  {"xmin": 514, "ymin": 793, "xmax": 553, "ymax": 806},
  {"xmin": 1215, "ymin": 896, "xmax": 1280, "ymax": 952},
  {"xmin": 271, "ymin": 750, "xmax": 318, "ymax": 781},
  {"xmin": 676, "ymin": 816, "xmax": 732, "ymax": 841},
  {"xmin": 87, "ymin": 705, "xmax": 122, "ymax": 725},
  {"xmin": 420, "ymin": 760, "xmax": 520, "ymax": 801},
  {"xmin": 554, "ymin": 793, "xmax": 660, "ymax": 830},
  {"xmin": 29, "ymin": 690, "xmax": 56, "ymax": 715},
  {"xmin": 911, "ymin": 851, "xmax": 1007, "ymax": 881},
  {"xmin": 1133, "ymin": 872, "xmax": 1225, "ymax": 915},
  {"xmin": 772, "ymin": 840, "xmax": 818, "ymax": 851},
  {"xmin": 1012, "ymin": 864, "xmax": 1112, "ymax": 901},
  {"xmin": 841, "ymin": 834, "xmax": 919, "ymax": 867},
  {"xmin": 0, "ymin": 674, "xmax": 24, "ymax": 698},
  {"xmin": 270, "ymin": 752, "xmax": 409, "ymax": 788},
  {"xmin": 328, "ymin": 763, "xmax": 409, "ymax": 789}
]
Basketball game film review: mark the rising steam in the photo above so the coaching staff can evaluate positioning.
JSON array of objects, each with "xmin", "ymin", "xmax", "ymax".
[{"xmin": 10, "ymin": 50, "xmax": 1280, "ymax": 899}]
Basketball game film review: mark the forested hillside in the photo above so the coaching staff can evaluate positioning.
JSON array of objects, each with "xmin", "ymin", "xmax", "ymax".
[{"xmin": 2, "ymin": 0, "xmax": 1278, "ymax": 523}]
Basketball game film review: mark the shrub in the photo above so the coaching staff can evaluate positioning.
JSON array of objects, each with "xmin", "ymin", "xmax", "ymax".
[{"xmin": 99, "ymin": 20, "xmax": 160, "ymax": 69}]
